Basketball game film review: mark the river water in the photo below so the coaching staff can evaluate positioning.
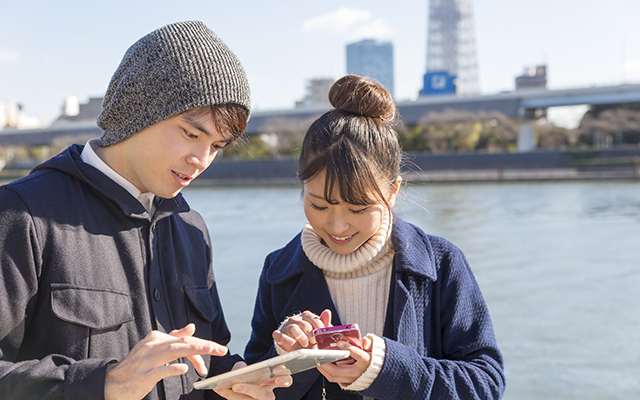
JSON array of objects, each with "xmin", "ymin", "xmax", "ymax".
[{"xmin": 182, "ymin": 181, "xmax": 640, "ymax": 399}]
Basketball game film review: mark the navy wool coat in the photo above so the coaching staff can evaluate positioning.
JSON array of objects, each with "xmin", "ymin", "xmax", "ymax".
[
  {"xmin": 0, "ymin": 145, "xmax": 240, "ymax": 399},
  {"xmin": 245, "ymin": 217, "xmax": 506, "ymax": 399}
]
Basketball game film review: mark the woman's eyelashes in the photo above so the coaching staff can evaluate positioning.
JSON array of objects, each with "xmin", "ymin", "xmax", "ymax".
[
  {"xmin": 309, "ymin": 202, "xmax": 327, "ymax": 211},
  {"xmin": 309, "ymin": 201, "xmax": 368, "ymax": 215}
]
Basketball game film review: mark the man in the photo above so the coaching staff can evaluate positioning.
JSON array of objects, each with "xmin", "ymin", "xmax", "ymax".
[{"xmin": 0, "ymin": 21, "xmax": 290, "ymax": 400}]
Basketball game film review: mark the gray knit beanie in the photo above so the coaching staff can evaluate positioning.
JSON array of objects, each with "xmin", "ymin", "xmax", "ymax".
[{"xmin": 97, "ymin": 21, "xmax": 251, "ymax": 147}]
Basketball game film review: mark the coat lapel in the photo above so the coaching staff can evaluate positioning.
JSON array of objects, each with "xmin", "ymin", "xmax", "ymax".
[
  {"xmin": 266, "ymin": 237, "xmax": 342, "ymax": 325},
  {"xmin": 389, "ymin": 217, "xmax": 437, "ymax": 352},
  {"xmin": 282, "ymin": 264, "xmax": 342, "ymax": 325}
]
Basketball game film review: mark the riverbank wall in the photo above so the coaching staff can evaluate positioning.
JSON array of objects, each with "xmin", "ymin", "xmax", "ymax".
[
  {"xmin": 2, "ymin": 148, "xmax": 639, "ymax": 186},
  {"xmin": 193, "ymin": 148, "xmax": 640, "ymax": 186}
]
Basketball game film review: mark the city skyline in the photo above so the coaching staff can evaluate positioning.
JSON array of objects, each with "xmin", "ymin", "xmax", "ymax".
[
  {"xmin": 1, "ymin": 0, "xmax": 639, "ymax": 128},
  {"xmin": 347, "ymin": 39, "xmax": 395, "ymax": 96}
]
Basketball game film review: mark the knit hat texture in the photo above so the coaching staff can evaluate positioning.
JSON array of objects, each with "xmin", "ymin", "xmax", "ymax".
[{"xmin": 97, "ymin": 21, "xmax": 251, "ymax": 147}]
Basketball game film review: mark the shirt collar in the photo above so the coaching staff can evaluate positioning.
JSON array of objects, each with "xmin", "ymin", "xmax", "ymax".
[{"xmin": 81, "ymin": 139, "xmax": 155, "ymax": 214}]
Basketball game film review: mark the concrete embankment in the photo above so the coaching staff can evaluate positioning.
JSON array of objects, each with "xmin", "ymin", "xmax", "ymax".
[
  {"xmin": 2, "ymin": 148, "xmax": 639, "ymax": 186},
  {"xmin": 193, "ymin": 148, "xmax": 640, "ymax": 186}
]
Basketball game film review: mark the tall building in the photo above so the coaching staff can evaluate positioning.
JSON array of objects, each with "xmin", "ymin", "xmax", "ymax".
[
  {"xmin": 422, "ymin": 0, "xmax": 480, "ymax": 96},
  {"xmin": 295, "ymin": 77, "xmax": 335, "ymax": 109},
  {"xmin": 346, "ymin": 40, "xmax": 395, "ymax": 97},
  {"xmin": 515, "ymin": 65, "xmax": 547, "ymax": 90}
]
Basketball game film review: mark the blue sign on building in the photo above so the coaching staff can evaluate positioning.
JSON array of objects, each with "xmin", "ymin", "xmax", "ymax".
[{"xmin": 420, "ymin": 71, "xmax": 457, "ymax": 96}]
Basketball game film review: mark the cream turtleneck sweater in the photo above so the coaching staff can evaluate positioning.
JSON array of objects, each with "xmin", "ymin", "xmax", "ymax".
[
  {"xmin": 300, "ymin": 209, "xmax": 394, "ymax": 393},
  {"xmin": 301, "ymin": 209, "xmax": 393, "ymax": 338}
]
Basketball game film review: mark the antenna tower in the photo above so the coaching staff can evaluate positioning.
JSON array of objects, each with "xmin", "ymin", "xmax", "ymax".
[{"xmin": 426, "ymin": 0, "xmax": 480, "ymax": 95}]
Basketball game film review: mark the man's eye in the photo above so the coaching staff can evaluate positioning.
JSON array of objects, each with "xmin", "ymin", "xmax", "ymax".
[{"xmin": 184, "ymin": 129, "xmax": 198, "ymax": 139}]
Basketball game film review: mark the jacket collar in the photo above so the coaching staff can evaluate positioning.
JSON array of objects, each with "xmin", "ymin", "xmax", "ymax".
[
  {"xmin": 390, "ymin": 215, "xmax": 437, "ymax": 281},
  {"xmin": 266, "ymin": 216, "xmax": 437, "ymax": 284},
  {"xmin": 31, "ymin": 144, "xmax": 190, "ymax": 220}
]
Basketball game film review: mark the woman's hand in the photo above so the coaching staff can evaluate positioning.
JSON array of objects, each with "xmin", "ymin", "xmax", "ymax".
[
  {"xmin": 272, "ymin": 309, "xmax": 332, "ymax": 352},
  {"xmin": 213, "ymin": 363, "xmax": 292, "ymax": 400},
  {"xmin": 317, "ymin": 336, "xmax": 373, "ymax": 386}
]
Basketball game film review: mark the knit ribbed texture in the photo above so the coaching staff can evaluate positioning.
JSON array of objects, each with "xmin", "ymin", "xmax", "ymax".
[
  {"xmin": 343, "ymin": 334, "xmax": 386, "ymax": 393},
  {"xmin": 97, "ymin": 21, "xmax": 250, "ymax": 147},
  {"xmin": 301, "ymin": 210, "xmax": 393, "ymax": 344}
]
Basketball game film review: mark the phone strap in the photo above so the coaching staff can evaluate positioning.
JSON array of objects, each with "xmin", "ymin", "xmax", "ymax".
[{"xmin": 322, "ymin": 376, "xmax": 327, "ymax": 400}]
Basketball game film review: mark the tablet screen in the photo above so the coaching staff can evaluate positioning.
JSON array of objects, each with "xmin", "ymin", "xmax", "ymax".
[{"xmin": 193, "ymin": 349, "xmax": 350, "ymax": 390}]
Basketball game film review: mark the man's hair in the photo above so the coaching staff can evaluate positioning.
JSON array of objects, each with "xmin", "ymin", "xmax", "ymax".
[{"xmin": 184, "ymin": 104, "xmax": 249, "ymax": 145}]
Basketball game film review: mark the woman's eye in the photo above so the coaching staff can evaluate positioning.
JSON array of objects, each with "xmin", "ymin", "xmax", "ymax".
[
  {"xmin": 310, "ymin": 202, "xmax": 327, "ymax": 211},
  {"xmin": 350, "ymin": 208, "xmax": 368, "ymax": 215}
]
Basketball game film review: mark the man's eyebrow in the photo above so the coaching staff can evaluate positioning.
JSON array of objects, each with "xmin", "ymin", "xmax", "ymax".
[{"xmin": 183, "ymin": 113, "xmax": 233, "ymax": 144}]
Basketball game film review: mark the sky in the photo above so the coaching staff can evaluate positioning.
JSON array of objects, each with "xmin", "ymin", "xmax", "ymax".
[{"xmin": 1, "ymin": 0, "xmax": 639, "ymax": 128}]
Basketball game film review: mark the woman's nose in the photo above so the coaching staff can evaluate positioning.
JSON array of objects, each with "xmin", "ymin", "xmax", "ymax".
[{"xmin": 328, "ymin": 211, "xmax": 349, "ymax": 234}]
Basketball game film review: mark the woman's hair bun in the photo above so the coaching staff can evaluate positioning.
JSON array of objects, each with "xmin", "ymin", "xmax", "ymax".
[{"xmin": 328, "ymin": 75, "xmax": 396, "ymax": 122}]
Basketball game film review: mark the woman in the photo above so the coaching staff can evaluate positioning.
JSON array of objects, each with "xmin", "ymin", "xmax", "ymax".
[{"xmin": 244, "ymin": 75, "xmax": 505, "ymax": 399}]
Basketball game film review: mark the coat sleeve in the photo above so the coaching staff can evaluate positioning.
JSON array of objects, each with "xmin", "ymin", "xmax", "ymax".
[
  {"xmin": 0, "ymin": 187, "xmax": 111, "ymax": 399},
  {"xmin": 362, "ymin": 245, "xmax": 506, "ymax": 400},
  {"xmin": 243, "ymin": 252, "xmax": 321, "ymax": 400},
  {"xmin": 243, "ymin": 253, "xmax": 281, "ymax": 365}
]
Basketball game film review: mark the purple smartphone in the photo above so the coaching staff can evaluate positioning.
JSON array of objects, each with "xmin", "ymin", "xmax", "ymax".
[{"xmin": 313, "ymin": 324, "xmax": 362, "ymax": 365}]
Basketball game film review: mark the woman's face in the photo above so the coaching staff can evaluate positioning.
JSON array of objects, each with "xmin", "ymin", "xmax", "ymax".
[{"xmin": 303, "ymin": 170, "xmax": 400, "ymax": 255}]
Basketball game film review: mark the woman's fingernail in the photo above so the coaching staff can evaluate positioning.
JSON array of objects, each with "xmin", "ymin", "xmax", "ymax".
[{"xmin": 234, "ymin": 384, "xmax": 245, "ymax": 392}]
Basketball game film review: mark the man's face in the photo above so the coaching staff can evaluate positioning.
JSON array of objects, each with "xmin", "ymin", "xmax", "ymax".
[{"xmin": 110, "ymin": 108, "xmax": 232, "ymax": 198}]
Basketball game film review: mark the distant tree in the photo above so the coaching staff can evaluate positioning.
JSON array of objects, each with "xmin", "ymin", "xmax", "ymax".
[
  {"xmin": 224, "ymin": 116, "xmax": 317, "ymax": 159},
  {"xmin": 260, "ymin": 116, "xmax": 317, "ymax": 157},
  {"xmin": 397, "ymin": 109, "xmax": 518, "ymax": 153},
  {"xmin": 535, "ymin": 123, "xmax": 575, "ymax": 149},
  {"xmin": 575, "ymin": 105, "xmax": 640, "ymax": 147}
]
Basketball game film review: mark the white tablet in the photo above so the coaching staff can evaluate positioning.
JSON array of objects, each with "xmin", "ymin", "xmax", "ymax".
[{"xmin": 193, "ymin": 349, "xmax": 350, "ymax": 390}]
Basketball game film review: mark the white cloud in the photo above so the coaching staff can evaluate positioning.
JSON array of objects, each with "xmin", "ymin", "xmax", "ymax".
[
  {"xmin": 621, "ymin": 59, "xmax": 640, "ymax": 73},
  {"xmin": 350, "ymin": 18, "xmax": 393, "ymax": 41},
  {"xmin": 0, "ymin": 49, "xmax": 19, "ymax": 63},
  {"xmin": 302, "ymin": 7, "xmax": 372, "ymax": 34},
  {"xmin": 620, "ymin": 59, "xmax": 640, "ymax": 82}
]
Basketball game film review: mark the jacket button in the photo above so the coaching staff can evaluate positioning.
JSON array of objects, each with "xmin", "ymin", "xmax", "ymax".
[{"xmin": 154, "ymin": 288, "xmax": 160, "ymax": 301}]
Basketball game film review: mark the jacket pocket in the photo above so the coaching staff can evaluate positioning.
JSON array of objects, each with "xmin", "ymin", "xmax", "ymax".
[
  {"xmin": 184, "ymin": 285, "xmax": 218, "ymax": 322},
  {"xmin": 51, "ymin": 283, "xmax": 134, "ymax": 329}
]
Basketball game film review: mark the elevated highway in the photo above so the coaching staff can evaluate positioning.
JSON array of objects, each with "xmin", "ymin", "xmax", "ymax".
[{"xmin": 2, "ymin": 83, "xmax": 640, "ymax": 146}]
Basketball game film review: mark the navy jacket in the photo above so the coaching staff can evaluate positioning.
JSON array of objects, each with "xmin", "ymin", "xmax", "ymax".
[
  {"xmin": 0, "ymin": 145, "xmax": 240, "ymax": 399},
  {"xmin": 245, "ymin": 217, "xmax": 505, "ymax": 399}
]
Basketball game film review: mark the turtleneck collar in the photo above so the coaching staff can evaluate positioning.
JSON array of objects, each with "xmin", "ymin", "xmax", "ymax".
[{"xmin": 301, "ymin": 208, "xmax": 393, "ymax": 278}]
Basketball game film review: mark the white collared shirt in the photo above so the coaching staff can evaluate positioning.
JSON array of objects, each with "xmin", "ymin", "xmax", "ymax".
[{"xmin": 81, "ymin": 139, "xmax": 156, "ymax": 215}]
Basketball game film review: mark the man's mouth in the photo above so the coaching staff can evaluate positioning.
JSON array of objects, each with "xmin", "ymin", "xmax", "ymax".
[
  {"xmin": 175, "ymin": 171, "xmax": 192, "ymax": 180},
  {"xmin": 173, "ymin": 170, "xmax": 195, "ymax": 186}
]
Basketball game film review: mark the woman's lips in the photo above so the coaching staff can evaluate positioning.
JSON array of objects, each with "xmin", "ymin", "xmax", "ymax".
[{"xmin": 328, "ymin": 233, "xmax": 355, "ymax": 244}]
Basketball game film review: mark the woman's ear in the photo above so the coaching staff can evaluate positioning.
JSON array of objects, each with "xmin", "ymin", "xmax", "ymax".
[{"xmin": 387, "ymin": 176, "xmax": 402, "ymax": 208}]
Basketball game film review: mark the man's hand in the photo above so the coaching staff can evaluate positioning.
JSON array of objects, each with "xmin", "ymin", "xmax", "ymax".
[
  {"xmin": 272, "ymin": 309, "xmax": 332, "ymax": 352},
  {"xmin": 104, "ymin": 324, "xmax": 227, "ymax": 400},
  {"xmin": 213, "ymin": 362, "xmax": 292, "ymax": 400}
]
